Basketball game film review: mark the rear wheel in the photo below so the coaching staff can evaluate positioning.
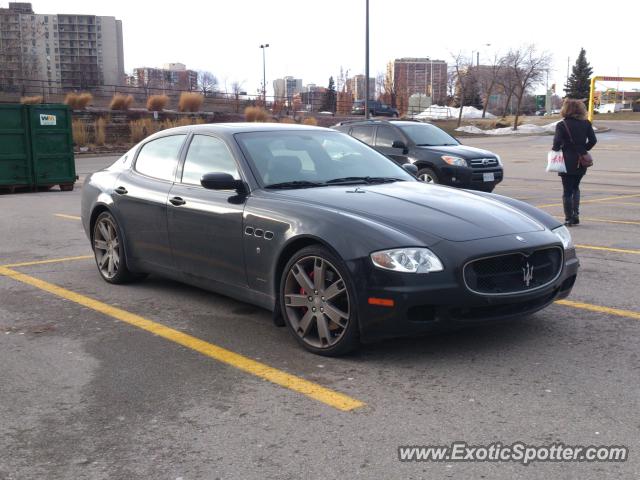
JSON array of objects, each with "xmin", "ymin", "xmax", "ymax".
[
  {"xmin": 92, "ymin": 211, "xmax": 142, "ymax": 284},
  {"xmin": 60, "ymin": 183, "xmax": 74, "ymax": 191},
  {"xmin": 417, "ymin": 167, "xmax": 439, "ymax": 184},
  {"xmin": 280, "ymin": 246, "xmax": 359, "ymax": 356}
]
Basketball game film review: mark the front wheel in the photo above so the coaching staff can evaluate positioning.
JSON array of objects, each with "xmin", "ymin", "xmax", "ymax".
[
  {"xmin": 280, "ymin": 246, "xmax": 359, "ymax": 356},
  {"xmin": 417, "ymin": 167, "xmax": 439, "ymax": 184}
]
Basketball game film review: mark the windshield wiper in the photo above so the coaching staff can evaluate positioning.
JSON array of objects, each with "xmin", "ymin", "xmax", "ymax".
[
  {"xmin": 325, "ymin": 176, "xmax": 405, "ymax": 185},
  {"xmin": 264, "ymin": 180, "xmax": 327, "ymax": 189},
  {"xmin": 415, "ymin": 143, "xmax": 437, "ymax": 146}
]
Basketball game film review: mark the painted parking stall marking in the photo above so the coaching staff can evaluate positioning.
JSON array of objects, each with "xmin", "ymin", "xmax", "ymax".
[{"xmin": 0, "ymin": 261, "xmax": 365, "ymax": 412}]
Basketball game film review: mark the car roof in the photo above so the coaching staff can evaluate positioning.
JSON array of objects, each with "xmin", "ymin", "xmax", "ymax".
[{"xmin": 143, "ymin": 122, "xmax": 330, "ymax": 141}]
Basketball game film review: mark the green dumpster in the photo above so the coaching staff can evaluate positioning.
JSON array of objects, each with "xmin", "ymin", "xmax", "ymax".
[
  {"xmin": 0, "ymin": 104, "xmax": 33, "ymax": 191},
  {"xmin": 27, "ymin": 104, "xmax": 76, "ymax": 191},
  {"xmin": 0, "ymin": 103, "xmax": 76, "ymax": 192}
]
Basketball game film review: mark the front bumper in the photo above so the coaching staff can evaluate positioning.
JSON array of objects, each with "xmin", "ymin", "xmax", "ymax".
[
  {"xmin": 349, "ymin": 239, "xmax": 579, "ymax": 343},
  {"xmin": 439, "ymin": 165, "xmax": 503, "ymax": 191}
]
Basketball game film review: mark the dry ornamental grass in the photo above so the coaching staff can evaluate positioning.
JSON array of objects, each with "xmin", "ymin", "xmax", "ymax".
[
  {"xmin": 109, "ymin": 94, "xmax": 134, "ymax": 111},
  {"xmin": 20, "ymin": 96, "xmax": 43, "ymax": 105},
  {"xmin": 64, "ymin": 92, "xmax": 93, "ymax": 110},
  {"xmin": 178, "ymin": 93, "xmax": 203, "ymax": 112},
  {"xmin": 147, "ymin": 95, "xmax": 169, "ymax": 112},
  {"xmin": 245, "ymin": 106, "xmax": 269, "ymax": 122},
  {"xmin": 72, "ymin": 120, "xmax": 90, "ymax": 146}
]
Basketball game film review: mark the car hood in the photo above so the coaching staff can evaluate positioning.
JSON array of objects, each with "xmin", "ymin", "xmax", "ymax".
[
  {"xmin": 415, "ymin": 144, "xmax": 497, "ymax": 159},
  {"xmin": 272, "ymin": 182, "xmax": 544, "ymax": 242}
]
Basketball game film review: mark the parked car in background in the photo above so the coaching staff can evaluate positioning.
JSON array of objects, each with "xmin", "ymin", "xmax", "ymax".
[
  {"xmin": 81, "ymin": 123, "xmax": 577, "ymax": 356},
  {"xmin": 333, "ymin": 120, "xmax": 504, "ymax": 192},
  {"xmin": 352, "ymin": 100, "xmax": 399, "ymax": 117}
]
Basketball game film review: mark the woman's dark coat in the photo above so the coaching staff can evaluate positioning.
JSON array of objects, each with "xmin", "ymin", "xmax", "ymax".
[{"xmin": 552, "ymin": 117, "xmax": 597, "ymax": 175}]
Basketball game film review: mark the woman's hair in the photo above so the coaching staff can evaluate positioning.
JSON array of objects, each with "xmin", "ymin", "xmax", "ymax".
[{"xmin": 561, "ymin": 99, "xmax": 587, "ymax": 120}]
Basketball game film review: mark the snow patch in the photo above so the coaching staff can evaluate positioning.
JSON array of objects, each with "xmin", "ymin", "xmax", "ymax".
[
  {"xmin": 456, "ymin": 121, "xmax": 561, "ymax": 135},
  {"xmin": 414, "ymin": 105, "xmax": 496, "ymax": 120}
]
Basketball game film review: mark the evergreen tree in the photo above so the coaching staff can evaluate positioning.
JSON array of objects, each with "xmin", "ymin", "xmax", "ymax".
[
  {"xmin": 321, "ymin": 76, "xmax": 337, "ymax": 112},
  {"xmin": 564, "ymin": 48, "xmax": 593, "ymax": 99}
]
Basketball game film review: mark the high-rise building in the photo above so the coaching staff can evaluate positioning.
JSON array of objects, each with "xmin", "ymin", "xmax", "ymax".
[
  {"xmin": 393, "ymin": 57, "xmax": 447, "ymax": 105},
  {"xmin": 133, "ymin": 63, "xmax": 198, "ymax": 91},
  {"xmin": 273, "ymin": 76, "xmax": 302, "ymax": 102},
  {"xmin": 0, "ymin": 2, "xmax": 124, "ymax": 89},
  {"xmin": 347, "ymin": 74, "xmax": 375, "ymax": 100}
]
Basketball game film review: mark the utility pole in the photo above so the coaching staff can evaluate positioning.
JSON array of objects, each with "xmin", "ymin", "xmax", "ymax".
[
  {"xmin": 260, "ymin": 44, "xmax": 269, "ymax": 106},
  {"xmin": 364, "ymin": 0, "xmax": 370, "ymax": 118}
]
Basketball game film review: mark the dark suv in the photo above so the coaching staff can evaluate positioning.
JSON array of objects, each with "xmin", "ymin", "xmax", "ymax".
[
  {"xmin": 352, "ymin": 100, "xmax": 399, "ymax": 117},
  {"xmin": 333, "ymin": 120, "xmax": 503, "ymax": 192}
]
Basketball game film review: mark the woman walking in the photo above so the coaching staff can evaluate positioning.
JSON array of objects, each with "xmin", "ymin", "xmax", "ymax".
[{"xmin": 552, "ymin": 99, "xmax": 597, "ymax": 226}]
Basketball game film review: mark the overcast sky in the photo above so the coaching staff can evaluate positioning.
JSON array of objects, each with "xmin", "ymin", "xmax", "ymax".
[{"xmin": 20, "ymin": 0, "xmax": 640, "ymax": 96}]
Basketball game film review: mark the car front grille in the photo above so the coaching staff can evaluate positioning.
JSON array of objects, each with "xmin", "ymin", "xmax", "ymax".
[
  {"xmin": 463, "ymin": 247, "xmax": 563, "ymax": 295},
  {"xmin": 469, "ymin": 158, "xmax": 499, "ymax": 168}
]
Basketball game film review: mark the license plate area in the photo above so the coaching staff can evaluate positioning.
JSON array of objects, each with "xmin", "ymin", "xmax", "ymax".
[{"xmin": 483, "ymin": 172, "xmax": 495, "ymax": 182}]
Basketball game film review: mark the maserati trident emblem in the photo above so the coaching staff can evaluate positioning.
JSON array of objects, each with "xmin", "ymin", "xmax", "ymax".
[
  {"xmin": 516, "ymin": 235, "xmax": 526, "ymax": 243},
  {"xmin": 522, "ymin": 262, "xmax": 534, "ymax": 287}
]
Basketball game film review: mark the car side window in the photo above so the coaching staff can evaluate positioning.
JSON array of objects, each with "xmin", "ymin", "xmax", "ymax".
[
  {"xmin": 135, "ymin": 135, "xmax": 186, "ymax": 181},
  {"xmin": 375, "ymin": 126, "xmax": 399, "ymax": 148},
  {"xmin": 350, "ymin": 126, "xmax": 374, "ymax": 145},
  {"xmin": 181, "ymin": 135, "xmax": 239, "ymax": 186}
]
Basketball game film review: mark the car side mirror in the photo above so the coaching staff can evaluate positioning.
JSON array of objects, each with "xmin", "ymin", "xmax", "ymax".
[
  {"xmin": 402, "ymin": 163, "xmax": 418, "ymax": 176},
  {"xmin": 201, "ymin": 172, "xmax": 247, "ymax": 194},
  {"xmin": 392, "ymin": 140, "xmax": 409, "ymax": 154}
]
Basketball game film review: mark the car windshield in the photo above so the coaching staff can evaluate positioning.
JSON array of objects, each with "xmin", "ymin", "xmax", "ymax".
[
  {"xmin": 235, "ymin": 130, "xmax": 415, "ymax": 188},
  {"xmin": 396, "ymin": 123, "xmax": 460, "ymax": 146}
]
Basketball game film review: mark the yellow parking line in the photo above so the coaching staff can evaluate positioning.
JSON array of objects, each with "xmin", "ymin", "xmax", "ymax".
[
  {"xmin": 576, "ymin": 244, "xmax": 640, "ymax": 255},
  {"xmin": 553, "ymin": 216, "xmax": 640, "ymax": 226},
  {"xmin": 537, "ymin": 193, "xmax": 640, "ymax": 208},
  {"xmin": 0, "ymin": 266, "xmax": 365, "ymax": 412},
  {"xmin": 2, "ymin": 255, "xmax": 93, "ymax": 268},
  {"xmin": 55, "ymin": 213, "xmax": 82, "ymax": 221},
  {"xmin": 557, "ymin": 299, "xmax": 640, "ymax": 321}
]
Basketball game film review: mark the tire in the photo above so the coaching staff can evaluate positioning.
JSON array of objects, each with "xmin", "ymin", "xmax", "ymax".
[
  {"xmin": 417, "ymin": 167, "xmax": 439, "ymax": 184},
  {"xmin": 280, "ymin": 245, "xmax": 359, "ymax": 356},
  {"xmin": 92, "ymin": 211, "xmax": 142, "ymax": 284},
  {"xmin": 60, "ymin": 183, "xmax": 74, "ymax": 192}
]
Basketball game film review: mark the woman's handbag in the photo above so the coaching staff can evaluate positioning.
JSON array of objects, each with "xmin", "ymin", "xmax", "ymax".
[
  {"xmin": 546, "ymin": 150, "xmax": 567, "ymax": 173},
  {"xmin": 562, "ymin": 121, "xmax": 594, "ymax": 168}
]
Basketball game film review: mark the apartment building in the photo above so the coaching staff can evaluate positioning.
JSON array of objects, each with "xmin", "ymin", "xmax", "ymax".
[
  {"xmin": 273, "ymin": 76, "xmax": 303, "ymax": 102},
  {"xmin": 393, "ymin": 57, "xmax": 447, "ymax": 105},
  {"xmin": 347, "ymin": 74, "xmax": 375, "ymax": 100},
  {"xmin": 133, "ymin": 63, "xmax": 198, "ymax": 91},
  {"xmin": 0, "ymin": 2, "xmax": 124, "ymax": 89}
]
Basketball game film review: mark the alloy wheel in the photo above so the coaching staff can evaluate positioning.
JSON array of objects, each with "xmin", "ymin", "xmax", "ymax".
[
  {"xmin": 283, "ymin": 256, "xmax": 350, "ymax": 349},
  {"xmin": 93, "ymin": 216, "xmax": 120, "ymax": 279}
]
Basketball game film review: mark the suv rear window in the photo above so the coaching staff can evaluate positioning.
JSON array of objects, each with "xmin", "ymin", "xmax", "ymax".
[{"xmin": 350, "ymin": 126, "xmax": 374, "ymax": 145}]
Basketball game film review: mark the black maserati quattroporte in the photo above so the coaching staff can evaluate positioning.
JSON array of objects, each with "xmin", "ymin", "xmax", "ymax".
[{"xmin": 81, "ymin": 123, "xmax": 578, "ymax": 355}]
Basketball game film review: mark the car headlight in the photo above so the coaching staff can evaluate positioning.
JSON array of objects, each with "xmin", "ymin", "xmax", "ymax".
[
  {"xmin": 552, "ymin": 225, "xmax": 574, "ymax": 250},
  {"xmin": 495, "ymin": 154, "xmax": 503, "ymax": 166},
  {"xmin": 441, "ymin": 155, "xmax": 467, "ymax": 167},
  {"xmin": 370, "ymin": 248, "xmax": 444, "ymax": 273}
]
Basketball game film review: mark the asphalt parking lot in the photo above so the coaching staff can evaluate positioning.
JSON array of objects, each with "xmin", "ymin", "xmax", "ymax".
[{"xmin": 1, "ymin": 121, "xmax": 639, "ymax": 479}]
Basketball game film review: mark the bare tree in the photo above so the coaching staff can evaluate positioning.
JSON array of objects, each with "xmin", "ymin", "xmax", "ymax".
[
  {"xmin": 505, "ymin": 45, "xmax": 552, "ymax": 130},
  {"xmin": 231, "ymin": 80, "xmax": 245, "ymax": 113},
  {"xmin": 477, "ymin": 53, "xmax": 505, "ymax": 118},
  {"xmin": 450, "ymin": 52, "xmax": 474, "ymax": 127},
  {"xmin": 198, "ymin": 71, "xmax": 218, "ymax": 97}
]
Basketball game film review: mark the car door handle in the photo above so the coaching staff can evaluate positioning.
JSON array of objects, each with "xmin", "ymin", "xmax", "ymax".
[
  {"xmin": 114, "ymin": 186, "xmax": 128, "ymax": 195},
  {"xmin": 169, "ymin": 196, "xmax": 186, "ymax": 206}
]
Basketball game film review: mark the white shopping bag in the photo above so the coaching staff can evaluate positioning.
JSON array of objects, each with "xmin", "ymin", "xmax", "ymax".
[{"xmin": 546, "ymin": 151, "xmax": 567, "ymax": 173}]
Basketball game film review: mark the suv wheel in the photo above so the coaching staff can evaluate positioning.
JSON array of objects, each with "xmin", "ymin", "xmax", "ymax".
[{"xmin": 417, "ymin": 167, "xmax": 439, "ymax": 184}]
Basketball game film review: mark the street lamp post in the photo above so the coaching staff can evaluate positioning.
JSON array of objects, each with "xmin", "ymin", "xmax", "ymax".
[
  {"xmin": 260, "ymin": 43, "xmax": 269, "ymax": 106},
  {"xmin": 364, "ymin": 0, "xmax": 370, "ymax": 118}
]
